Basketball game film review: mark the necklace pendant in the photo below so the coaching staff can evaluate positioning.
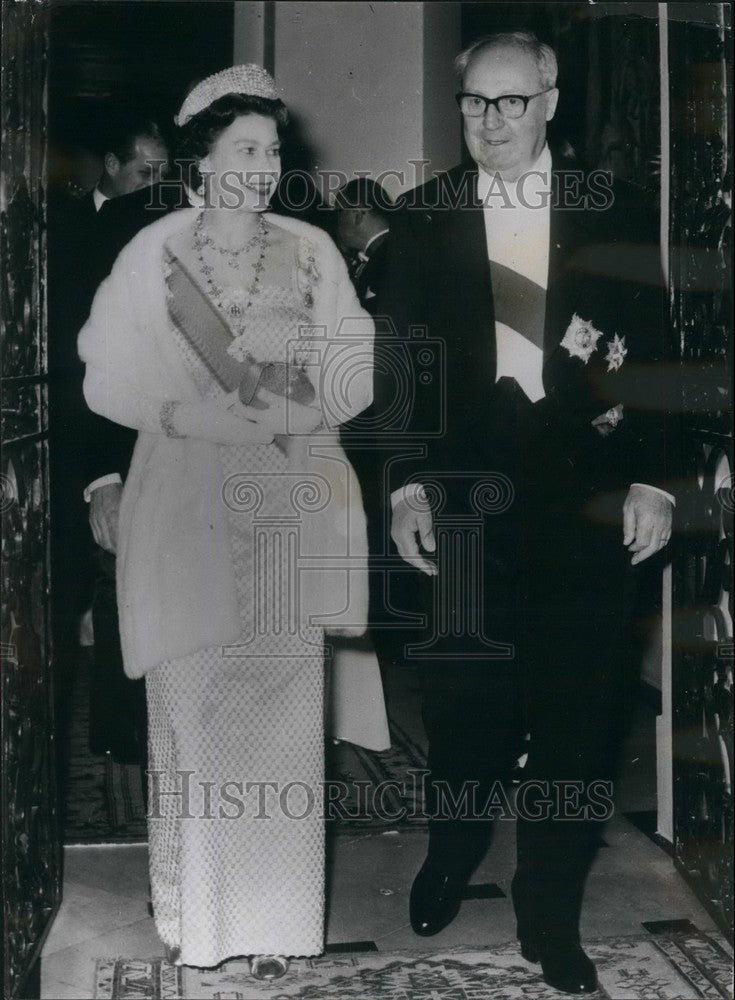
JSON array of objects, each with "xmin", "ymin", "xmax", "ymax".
[{"xmin": 194, "ymin": 212, "xmax": 270, "ymax": 321}]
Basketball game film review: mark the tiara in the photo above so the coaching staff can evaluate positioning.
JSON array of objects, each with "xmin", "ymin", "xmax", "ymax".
[{"xmin": 175, "ymin": 64, "xmax": 281, "ymax": 126}]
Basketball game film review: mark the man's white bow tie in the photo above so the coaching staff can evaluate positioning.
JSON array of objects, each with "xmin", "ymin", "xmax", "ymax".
[{"xmin": 351, "ymin": 251, "xmax": 370, "ymax": 279}]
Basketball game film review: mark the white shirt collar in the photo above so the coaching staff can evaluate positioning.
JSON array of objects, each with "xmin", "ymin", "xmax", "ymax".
[
  {"xmin": 363, "ymin": 227, "xmax": 389, "ymax": 254},
  {"xmin": 92, "ymin": 187, "xmax": 109, "ymax": 212},
  {"xmin": 477, "ymin": 145, "xmax": 552, "ymax": 208},
  {"xmin": 94, "ymin": 182, "xmax": 199, "ymax": 211}
]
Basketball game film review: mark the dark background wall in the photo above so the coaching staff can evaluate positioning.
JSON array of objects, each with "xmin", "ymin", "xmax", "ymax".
[{"xmin": 48, "ymin": 0, "xmax": 234, "ymax": 194}]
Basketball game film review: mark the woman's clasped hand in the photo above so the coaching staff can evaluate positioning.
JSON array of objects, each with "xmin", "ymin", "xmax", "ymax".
[
  {"xmin": 251, "ymin": 387, "xmax": 323, "ymax": 435},
  {"xmin": 173, "ymin": 391, "xmax": 275, "ymax": 445},
  {"xmin": 172, "ymin": 390, "xmax": 323, "ymax": 445}
]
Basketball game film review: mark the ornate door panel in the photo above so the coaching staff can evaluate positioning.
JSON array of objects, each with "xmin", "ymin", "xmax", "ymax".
[
  {"xmin": 1, "ymin": 3, "xmax": 61, "ymax": 998},
  {"xmin": 668, "ymin": 6, "xmax": 733, "ymax": 938}
]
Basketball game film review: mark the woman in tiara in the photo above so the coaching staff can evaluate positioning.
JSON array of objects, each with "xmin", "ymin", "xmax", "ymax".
[{"xmin": 78, "ymin": 65, "xmax": 383, "ymax": 977}]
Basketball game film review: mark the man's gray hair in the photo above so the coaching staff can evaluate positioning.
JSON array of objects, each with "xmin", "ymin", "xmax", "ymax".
[{"xmin": 454, "ymin": 31, "xmax": 558, "ymax": 90}]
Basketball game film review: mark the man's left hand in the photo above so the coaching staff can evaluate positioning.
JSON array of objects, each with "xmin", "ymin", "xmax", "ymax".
[
  {"xmin": 622, "ymin": 485, "xmax": 673, "ymax": 565},
  {"xmin": 89, "ymin": 482, "xmax": 123, "ymax": 554}
]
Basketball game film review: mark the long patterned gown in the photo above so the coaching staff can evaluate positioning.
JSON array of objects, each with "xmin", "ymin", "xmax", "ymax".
[{"xmin": 146, "ymin": 231, "xmax": 326, "ymax": 968}]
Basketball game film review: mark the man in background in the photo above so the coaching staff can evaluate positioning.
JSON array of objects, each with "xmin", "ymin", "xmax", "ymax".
[
  {"xmin": 49, "ymin": 112, "xmax": 169, "ymax": 769},
  {"xmin": 334, "ymin": 178, "xmax": 399, "ymax": 675},
  {"xmin": 335, "ymin": 177, "xmax": 393, "ymax": 314},
  {"xmin": 80, "ymin": 116, "xmax": 170, "ymax": 563},
  {"xmin": 70, "ymin": 115, "xmax": 170, "ymax": 290}
]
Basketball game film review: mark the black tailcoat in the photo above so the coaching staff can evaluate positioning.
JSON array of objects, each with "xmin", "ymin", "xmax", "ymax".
[
  {"xmin": 49, "ymin": 184, "xmax": 182, "ymax": 495},
  {"xmin": 374, "ymin": 158, "xmax": 674, "ymax": 941},
  {"xmin": 48, "ymin": 183, "xmax": 181, "ymax": 762},
  {"xmin": 351, "ymin": 232, "xmax": 390, "ymax": 315},
  {"xmin": 377, "ymin": 159, "xmax": 670, "ymax": 509}
]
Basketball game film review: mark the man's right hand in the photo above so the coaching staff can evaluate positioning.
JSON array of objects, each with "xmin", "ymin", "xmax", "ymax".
[
  {"xmin": 89, "ymin": 482, "xmax": 123, "ymax": 554},
  {"xmin": 390, "ymin": 495, "xmax": 438, "ymax": 576}
]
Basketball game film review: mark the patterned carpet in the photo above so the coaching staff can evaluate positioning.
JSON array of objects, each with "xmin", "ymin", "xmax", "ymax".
[
  {"xmin": 95, "ymin": 929, "xmax": 733, "ymax": 999},
  {"xmin": 62, "ymin": 654, "xmax": 429, "ymax": 843}
]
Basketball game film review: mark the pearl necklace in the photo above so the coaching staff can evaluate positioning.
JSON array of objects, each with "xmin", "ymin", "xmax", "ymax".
[{"xmin": 194, "ymin": 213, "xmax": 268, "ymax": 332}]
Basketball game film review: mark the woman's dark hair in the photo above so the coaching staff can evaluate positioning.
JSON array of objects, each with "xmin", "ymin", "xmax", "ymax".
[{"xmin": 176, "ymin": 93, "xmax": 289, "ymax": 164}]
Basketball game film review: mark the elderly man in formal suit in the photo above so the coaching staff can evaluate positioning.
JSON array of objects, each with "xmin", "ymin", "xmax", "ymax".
[{"xmin": 377, "ymin": 32, "xmax": 674, "ymax": 994}]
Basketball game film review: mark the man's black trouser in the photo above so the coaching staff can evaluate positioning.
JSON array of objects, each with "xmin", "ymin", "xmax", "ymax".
[
  {"xmin": 412, "ymin": 490, "xmax": 638, "ymax": 945},
  {"xmin": 404, "ymin": 374, "xmax": 640, "ymax": 946},
  {"xmin": 89, "ymin": 550, "xmax": 148, "ymax": 769}
]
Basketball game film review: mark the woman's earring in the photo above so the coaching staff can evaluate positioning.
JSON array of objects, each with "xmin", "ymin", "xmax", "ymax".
[{"xmin": 197, "ymin": 159, "xmax": 211, "ymax": 198}]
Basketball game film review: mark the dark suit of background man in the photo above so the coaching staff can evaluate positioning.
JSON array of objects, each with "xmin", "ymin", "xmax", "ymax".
[
  {"xmin": 377, "ymin": 32, "xmax": 674, "ymax": 995},
  {"xmin": 49, "ymin": 113, "xmax": 169, "ymax": 766},
  {"xmin": 334, "ymin": 179, "xmax": 401, "ymax": 673},
  {"xmin": 335, "ymin": 177, "xmax": 393, "ymax": 315}
]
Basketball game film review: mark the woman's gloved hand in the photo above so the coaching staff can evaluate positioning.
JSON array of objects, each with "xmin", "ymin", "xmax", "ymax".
[{"xmin": 172, "ymin": 392, "xmax": 276, "ymax": 445}]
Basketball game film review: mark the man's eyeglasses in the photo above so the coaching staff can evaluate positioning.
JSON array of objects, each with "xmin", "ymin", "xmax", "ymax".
[{"xmin": 455, "ymin": 89, "xmax": 553, "ymax": 120}]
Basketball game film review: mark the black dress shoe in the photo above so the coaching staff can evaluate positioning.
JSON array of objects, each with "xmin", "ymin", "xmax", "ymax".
[
  {"xmin": 409, "ymin": 864, "xmax": 464, "ymax": 936},
  {"xmin": 520, "ymin": 941, "xmax": 598, "ymax": 994}
]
